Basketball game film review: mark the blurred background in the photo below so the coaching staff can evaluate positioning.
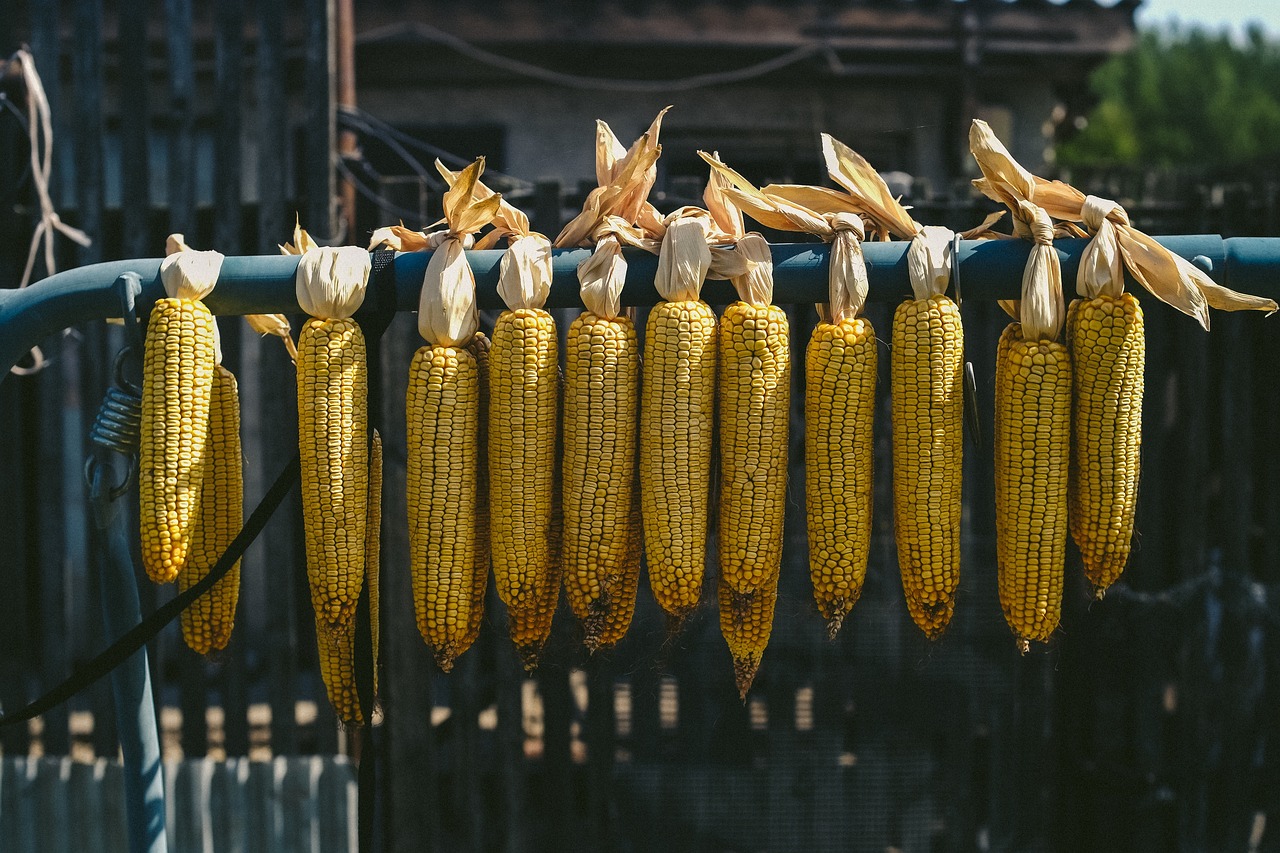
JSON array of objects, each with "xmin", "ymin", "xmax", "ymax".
[{"xmin": 2, "ymin": 1, "xmax": 1280, "ymax": 851}]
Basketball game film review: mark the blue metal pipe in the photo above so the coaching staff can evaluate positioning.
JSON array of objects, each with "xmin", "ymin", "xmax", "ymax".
[{"xmin": 1, "ymin": 235, "xmax": 1276, "ymax": 377}]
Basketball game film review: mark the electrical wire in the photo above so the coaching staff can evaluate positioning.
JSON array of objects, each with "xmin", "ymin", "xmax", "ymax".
[
  {"xmin": 356, "ymin": 22, "xmax": 823, "ymax": 94},
  {"xmin": 335, "ymin": 156, "xmax": 438, "ymax": 226}
]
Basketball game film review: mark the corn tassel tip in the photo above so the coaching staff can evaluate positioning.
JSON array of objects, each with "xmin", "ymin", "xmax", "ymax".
[
  {"xmin": 1092, "ymin": 586, "xmax": 1108, "ymax": 602},
  {"xmin": 433, "ymin": 651, "xmax": 457, "ymax": 674},
  {"xmin": 516, "ymin": 643, "xmax": 544, "ymax": 673},
  {"xmin": 825, "ymin": 613, "xmax": 845, "ymax": 642},
  {"xmin": 1016, "ymin": 638, "xmax": 1031, "ymax": 655},
  {"xmin": 733, "ymin": 656, "xmax": 760, "ymax": 702}
]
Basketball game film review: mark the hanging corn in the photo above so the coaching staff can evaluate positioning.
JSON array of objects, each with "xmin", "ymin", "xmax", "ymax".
[
  {"xmin": 554, "ymin": 111, "xmax": 665, "ymax": 651},
  {"xmin": 819, "ymin": 136, "xmax": 965, "ymax": 639},
  {"xmin": 388, "ymin": 158, "xmax": 499, "ymax": 671},
  {"xmin": 288, "ymin": 226, "xmax": 372, "ymax": 632},
  {"xmin": 139, "ymin": 240, "xmax": 222, "ymax": 584}
]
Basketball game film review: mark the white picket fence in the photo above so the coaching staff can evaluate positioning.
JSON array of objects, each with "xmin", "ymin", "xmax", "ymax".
[{"xmin": 0, "ymin": 756, "xmax": 356, "ymax": 852}]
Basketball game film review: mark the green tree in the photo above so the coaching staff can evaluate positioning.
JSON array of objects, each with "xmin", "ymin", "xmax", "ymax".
[{"xmin": 1058, "ymin": 25, "xmax": 1280, "ymax": 172}]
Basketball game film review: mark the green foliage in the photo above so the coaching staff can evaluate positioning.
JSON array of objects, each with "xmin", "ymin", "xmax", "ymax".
[{"xmin": 1058, "ymin": 25, "xmax": 1280, "ymax": 171}]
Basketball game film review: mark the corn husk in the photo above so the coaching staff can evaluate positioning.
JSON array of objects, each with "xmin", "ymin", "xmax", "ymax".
[
  {"xmin": 1014, "ymin": 200, "xmax": 1065, "ymax": 342},
  {"xmin": 700, "ymin": 151, "xmax": 867, "ymax": 322},
  {"xmin": 160, "ymin": 234, "xmax": 223, "ymax": 302},
  {"xmin": 295, "ymin": 246, "xmax": 371, "ymax": 321},
  {"xmin": 970, "ymin": 120, "xmax": 1276, "ymax": 328}
]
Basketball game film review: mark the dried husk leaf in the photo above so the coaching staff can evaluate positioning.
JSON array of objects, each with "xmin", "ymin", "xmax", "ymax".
[
  {"xmin": 419, "ymin": 233, "xmax": 479, "ymax": 346},
  {"xmin": 595, "ymin": 120, "xmax": 628, "ymax": 188},
  {"xmin": 655, "ymin": 215, "xmax": 714, "ymax": 303},
  {"xmin": 970, "ymin": 120, "xmax": 1276, "ymax": 327},
  {"xmin": 436, "ymin": 159, "xmax": 529, "ymax": 237},
  {"xmin": 498, "ymin": 233, "xmax": 554, "ymax": 311},
  {"xmin": 1015, "ymin": 201, "xmax": 1064, "ymax": 342},
  {"xmin": 730, "ymin": 232, "xmax": 774, "ymax": 306},
  {"xmin": 827, "ymin": 213, "xmax": 869, "ymax": 324},
  {"xmin": 295, "ymin": 245, "xmax": 371, "ymax": 320},
  {"xmin": 820, "ymin": 133, "xmax": 919, "ymax": 239},
  {"xmin": 160, "ymin": 235, "xmax": 223, "ymax": 302},
  {"xmin": 279, "ymin": 217, "xmax": 320, "ymax": 255},
  {"xmin": 1077, "ymin": 195, "xmax": 1126, "ymax": 300},
  {"xmin": 906, "ymin": 225, "xmax": 955, "ymax": 301},
  {"xmin": 704, "ymin": 153, "xmax": 745, "ymax": 242},
  {"xmin": 577, "ymin": 235, "xmax": 627, "ymax": 320},
  {"xmin": 367, "ymin": 223, "xmax": 433, "ymax": 252}
]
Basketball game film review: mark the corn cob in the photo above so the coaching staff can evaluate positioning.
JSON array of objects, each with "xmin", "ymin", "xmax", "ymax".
[
  {"xmin": 395, "ymin": 160, "xmax": 499, "ymax": 669},
  {"xmin": 461, "ymin": 331, "xmax": 492, "ymax": 651},
  {"xmin": 553, "ymin": 116, "xmax": 668, "ymax": 651},
  {"xmin": 806, "ymin": 313, "xmax": 876, "ymax": 638},
  {"xmin": 991, "ymin": 202, "xmax": 1071, "ymax": 650},
  {"xmin": 316, "ymin": 614, "xmax": 361, "ymax": 725},
  {"xmin": 293, "ymin": 241, "xmax": 372, "ymax": 630},
  {"xmin": 718, "ymin": 575, "xmax": 779, "ymax": 701},
  {"xmin": 891, "ymin": 292, "xmax": 964, "ymax": 638},
  {"xmin": 1066, "ymin": 294, "xmax": 1144, "ymax": 595},
  {"xmin": 179, "ymin": 364, "xmax": 243, "ymax": 654},
  {"xmin": 641, "ymin": 215, "xmax": 723, "ymax": 621},
  {"xmin": 140, "ymin": 246, "xmax": 223, "ymax": 583},
  {"xmin": 367, "ymin": 429, "xmax": 382, "ymax": 693},
  {"xmin": 510, "ymin": 457, "xmax": 563, "ymax": 671},
  {"xmin": 490, "ymin": 307, "xmax": 559, "ymax": 637},
  {"xmin": 407, "ymin": 342, "xmax": 480, "ymax": 670},
  {"xmin": 563, "ymin": 312, "xmax": 641, "ymax": 649}
]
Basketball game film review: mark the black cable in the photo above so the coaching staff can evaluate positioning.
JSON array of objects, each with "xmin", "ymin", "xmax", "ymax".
[{"xmin": 0, "ymin": 455, "xmax": 300, "ymax": 728}]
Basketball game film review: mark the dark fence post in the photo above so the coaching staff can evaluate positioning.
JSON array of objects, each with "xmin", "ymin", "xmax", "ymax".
[{"xmin": 119, "ymin": 0, "xmax": 151, "ymax": 261}]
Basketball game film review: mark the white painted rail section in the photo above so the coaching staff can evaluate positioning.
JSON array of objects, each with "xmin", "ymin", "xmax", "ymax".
[{"xmin": 0, "ymin": 756, "xmax": 356, "ymax": 852}]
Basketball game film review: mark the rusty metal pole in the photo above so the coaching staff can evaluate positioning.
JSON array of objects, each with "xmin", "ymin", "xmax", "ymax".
[{"xmin": 336, "ymin": 0, "xmax": 358, "ymax": 241}]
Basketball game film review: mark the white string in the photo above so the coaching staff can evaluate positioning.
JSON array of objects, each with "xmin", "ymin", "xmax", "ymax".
[
  {"xmin": 14, "ymin": 49, "xmax": 91, "ymax": 289},
  {"xmin": 9, "ymin": 50, "xmax": 91, "ymax": 376}
]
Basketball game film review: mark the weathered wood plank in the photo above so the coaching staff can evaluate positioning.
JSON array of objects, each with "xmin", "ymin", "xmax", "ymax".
[
  {"xmin": 119, "ymin": 0, "xmax": 152, "ymax": 261},
  {"xmin": 303, "ymin": 0, "xmax": 335, "ymax": 237},
  {"xmin": 164, "ymin": 0, "xmax": 197, "ymax": 237},
  {"xmin": 213, "ymin": 0, "xmax": 244, "ymax": 256},
  {"xmin": 68, "ymin": 760, "xmax": 108, "ymax": 853},
  {"xmin": 35, "ymin": 757, "xmax": 72, "ymax": 853},
  {"xmin": 278, "ymin": 756, "xmax": 319, "ymax": 853},
  {"xmin": 244, "ymin": 759, "xmax": 273, "ymax": 853},
  {"xmin": 317, "ymin": 757, "xmax": 356, "ymax": 853},
  {"xmin": 256, "ymin": 0, "xmax": 289, "ymax": 254}
]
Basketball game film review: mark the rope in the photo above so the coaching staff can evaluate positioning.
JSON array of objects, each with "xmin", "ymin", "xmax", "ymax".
[{"xmin": 356, "ymin": 22, "xmax": 823, "ymax": 93}]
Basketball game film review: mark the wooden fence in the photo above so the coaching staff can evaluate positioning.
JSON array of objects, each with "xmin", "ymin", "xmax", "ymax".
[{"xmin": 5, "ymin": 3, "xmax": 1280, "ymax": 851}]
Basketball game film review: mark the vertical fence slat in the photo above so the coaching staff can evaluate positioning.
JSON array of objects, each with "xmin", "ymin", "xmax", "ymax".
[
  {"xmin": 303, "ymin": 0, "xmax": 335, "ymax": 238},
  {"xmin": 165, "ymin": 0, "xmax": 196, "ymax": 237},
  {"xmin": 213, "ymin": 0, "xmax": 244, "ymax": 256},
  {"xmin": 119, "ymin": 0, "xmax": 151, "ymax": 260},
  {"xmin": 380, "ymin": 316, "xmax": 439, "ymax": 852},
  {"xmin": 256, "ymin": 0, "xmax": 288, "ymax": 254}
]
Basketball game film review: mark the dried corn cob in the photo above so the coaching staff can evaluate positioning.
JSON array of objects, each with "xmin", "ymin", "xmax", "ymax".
[
  {"xmin": 563, "ymin": 311, "xmax": 640, "ymax": 648},
  {"xmin": 992, "ymin": 202, "xmax": 1071, "ymax": 649},
  {"xmin": 291, "ymin": 233, "xmax": 372, "ymax": 630},
  {"xmin": 398, "ymin": 159, "xmax": 498, "ymax": 670},
  {"xmin": 1067, "ymin": 291, "xmax": 1144, "ymax": 595},
  {"xmin": 179, "ymin": 363, "xmax": 243, "ymax": 654},
  {"xmin": 640, "ymin": 214, "xmax": 724, "ymax": 621},
  {"xmin": 716, "ymin": 236, "xmax": 790, "ymax": 603},
  {"xmin": 698, "ymin": 152, "xmax": 878, "ymax": 640},
  {"xmin": 316, "ymin": 614, "xmax": 361, "ymax": 725},
  {"xmin": 554, "ymin": 117, "xmax": 665, "ymax": 650},
  {"xmin": 367, "ymin": 429, "xmax": 382, "ymax": 694},
  {"xmin": 461, "ymin": 331, "xmax": 492, "ymax": 651},
  {"xmin": 718, "ymin": 575, "xmax": 779, "ymax": 701},
  {"xmin": 139, "ymin": 244, "xmax": 223, "ymax": 583}
]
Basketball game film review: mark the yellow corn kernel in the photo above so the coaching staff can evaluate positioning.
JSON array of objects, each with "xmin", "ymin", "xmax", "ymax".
[
  {"xmin": 1067, "ymin": 294, "xmax": 1145, "ymax": 596},
  {"xmin": 297, "ymin": 316, "xmax": 368, "ymax": 630},
  {"xmin": 805, "ymin": 317, "xmax": 876, "ymax": 638},
  {"xmin": 891, "ymin": 294, "xmax": 964, "ymax": 639},
  {"xmin": 562, "ymin": 312, "xmax": 640, "ymax": 649},
  {"xmin": 315, "ymin": 615, "xmax": 361, "ymax": 726},
  {"xmin": 718, "ymin": 575, "xmax": 779, "ymax": 701},
  {"xmin": 367, "ymin": 429, "xmax": 382, "ymax": 694},
  {"xmin": 995, "ymin": 323, "xmax": 1071, "ymax": 649},
  {"xmin": 179, "ymin": 364, "xmax": 243, "ymax": 654},
  {"xmin": 407, "ymin": 343, "xmax": 480, "ymax": 671},
  {"xmin": 511, "ymin": 447, "xmax": 563, "ymax": 671},
  {"xmin": 588, "ymin": 492, "xmax": 643, "ymax": 652},
  {"xmin": 718, "ymin": 302, "xmax": 790, "ymax": 601},
  {"xmin": 489, "ymin": 308, "xmax": 558, "ymax": 619},
  {"xmin": 462, "ymin": 331, "xmax": 492, "ymax": 651},
  {"xmin": 640, "ymin": 299, "xmax": 718, "ymax": 621},
  {"xmin": 140, "ymin": 297, "xmax": 217, "ymax": 583}
]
